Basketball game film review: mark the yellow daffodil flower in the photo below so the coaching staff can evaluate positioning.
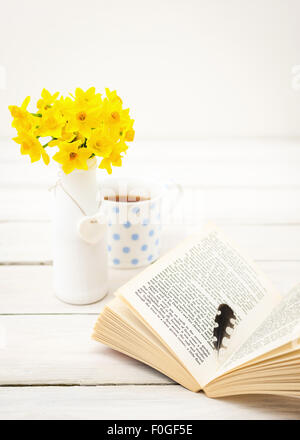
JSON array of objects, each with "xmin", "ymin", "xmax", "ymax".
[
  {"xmin": 99, "ymin": 151, "xmax": 122, "ymax": 174},
  {"xmin": 8, "ymin": 97, "xmax": 37, "ymax": 133},
  {"xmin": 66, "ymin": 100, "xmax": 101, "ymax": 139},
  {"xmin": 125, "ymin": 129, "xmax": 135, "ymax": 141},
  {"xmin": 99, "ymin": 158, "xmax": 113, "ymax": 174},
  {"xmin": 54, "ymin": 96, "xmax": 74, "ymax": 117},
  {"xmin": 35, "ymin": 106, "xmax": 66, "ymax": 138},
  {"xmin": 86, "ymin": 128, "xmax": 114, "ymax": 158},
  {"xmin": 9, "ymin": 87, "xmax": 134, "ymax": 174},
  {"xmin": 101, "ymin": 96, "xmax": 122, "ymax": 129},
  {"xmin": 48, "ymin": 125, "xmax": 77, "ymax": 147},
  {"xmin": 73, "ymin": 87, "xmax": 102, "ymax": 108},
  {"xmin": 13, "ymin": 132, "xmax": 49, "ymax": 165},
  {"xmin": 52, "ymin": 141, "xmax": 92, "ymax": 174},
  {"xmin": 101, "ymin": 90, "xmax": 134, "ymax": 143},
  {"xmin": 105, "ymin": 88, "xmax": 123, "ymax": 105},
  {"xmin": 98, "ymin": 140, "xmax": 128, "ymax": 174},
  {"xmin": 122, "ymin": 119, "xmax": 135, "ymax": 142},
  {"xmin": 37, "ymin": 89, "xmax": 59, "ymax": 112}
]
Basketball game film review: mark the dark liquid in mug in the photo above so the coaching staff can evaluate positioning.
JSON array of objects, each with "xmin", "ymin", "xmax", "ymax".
[{"xmin": 104, "ymin": 195, "xmax": 151, "ymax": 203}]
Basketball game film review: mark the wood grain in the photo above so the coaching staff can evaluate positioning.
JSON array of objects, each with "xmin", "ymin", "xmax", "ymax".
[
  {"xmin": 0, "ymin": 265, "xmax": 143, "ymax": 314},
  {"xmin": 0, "ymin": 314, "xmax": 172, "ymax": 385},
  {"xmin": 1, "ymin": 261, "xmax": 300, "ymax": 314},
  {"xmin": 0, "ymin": 385, "xmax": 299, "ymax": 420}
]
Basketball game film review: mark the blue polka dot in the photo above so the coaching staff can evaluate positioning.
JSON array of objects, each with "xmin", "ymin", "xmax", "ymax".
[
  {"xmin": 112, "ymin": 207, "xmax": 119, "ymax": 213},
  {"xmin": 156, "ymin": 213, "xmax": 161, "ymax": 221},
  {"xmin": 123, "ymin": 221, "xmax": 131, "ymax": 228},
  {"xmin": 107, "ymin": 245, "xmax": 112, "ymax": 252},
  {"xmin": 113, "ymin": 233, "xmax": 120, "ymax": 240},
  {"xmin": 141, "ymin": 244, "xmax": 148, "ymax": 251},
  {"xmin": 113, "ymin": 258, "xmax": 120, "ymax": 265},
  {"xmin": 155, "ymin": 239, "xmax": 159, "ymax": 246},
  {"xmin": 149, "ymin": 229, "xmax": 154, "ymax": 237},
  {"xmin": 123, "ymin": 246, "xmax": 130, "ymax": 253},
  {"xmin": 132, "ymin": 207, "xmax": 140, "ymax": 214},
  {"xmin": 150, "ymin": 203, "xmax": 156, "ymax": 210},
  {"xmin": 148, "ymin": 254, "xmax": 153, "ymax": 262},
  {"xmin": 142, "ymin": 218, "xmax": 150, "ymax": 226},
  {"xmin": 108, "ymin": 220, "xmax": 112, "ymax": 227},
  {"xmin": 131, "ymin": 258, "xmax": 139, "ymax": 265},
  {"xmin": 131, "ymin": 233, "xmax": 139, "ymax": 240}
]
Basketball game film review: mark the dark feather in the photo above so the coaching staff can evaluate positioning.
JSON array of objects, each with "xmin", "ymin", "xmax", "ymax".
[{"xmin": 213, "ymin": 304, "xmax": 236, "ymax": 352}]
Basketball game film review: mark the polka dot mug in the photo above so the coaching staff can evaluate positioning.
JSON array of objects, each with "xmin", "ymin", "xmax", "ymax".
[{"xmin": 100, "ymin": 177, "xmax": 181, "ymax": 269}]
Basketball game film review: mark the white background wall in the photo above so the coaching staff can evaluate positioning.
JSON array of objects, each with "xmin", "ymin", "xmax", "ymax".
[{"xmin": 1, "ymin": 0, "xmax": 300, "ymax": 140}]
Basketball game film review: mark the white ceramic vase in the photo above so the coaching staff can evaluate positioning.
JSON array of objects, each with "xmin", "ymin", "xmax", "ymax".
[{"xmin": 52, "ymin": 158, "xmax": 108, "ymax": 305}]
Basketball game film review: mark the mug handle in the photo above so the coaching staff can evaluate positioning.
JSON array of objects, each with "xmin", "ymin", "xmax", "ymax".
[{"xmin": 163, "ymin": 180, "xmax": 183, "ymax": 215}]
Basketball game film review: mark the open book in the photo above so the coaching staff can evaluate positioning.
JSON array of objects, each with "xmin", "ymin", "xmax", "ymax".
[{"xmin": 92, "ymin": 224, "xmax": 300, "ymax": 398}]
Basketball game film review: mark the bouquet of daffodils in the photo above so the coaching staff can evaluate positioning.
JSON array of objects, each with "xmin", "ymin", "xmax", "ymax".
[{"xmin": 9, "ymin": 87, "xmax": 134, "ymax": 174}]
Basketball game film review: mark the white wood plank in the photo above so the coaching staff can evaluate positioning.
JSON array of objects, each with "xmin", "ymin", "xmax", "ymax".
[
  {"xmin": 1, "ymin": 139, "xmax": 300, "ymax": 187},
  {"xmin": 1, "ymin": 262, "xmax": 299, "ymax": 314},
  {"xmin": 0, "ymin": 188, "xmax": 50, "ymax": 221},
  {"xmin": 0, "ymin": 314, "xmax": 172, "ymax": 385},
  {"xmin": 0, "ymin": 265, "xmax": 144, "ymax": 314},
  {"xmin": 1, "ymin": 222, "xmax": 300, "ymax": 263},
  {"xmin": 2, "ymin": 187, "xmax": 300, "ymax": 224},
  {"xmin": 0, "ymin": 385, "xmax": 299, "ymax": 420}
]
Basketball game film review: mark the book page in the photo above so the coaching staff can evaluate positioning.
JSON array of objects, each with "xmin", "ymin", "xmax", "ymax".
[
  {"xmin": 217, "ymin": 283, "xmax": 300, "ymax": 377},
  {"xmin": 117, "ymin": 224, "xmax": 281, "ymax": 387}
]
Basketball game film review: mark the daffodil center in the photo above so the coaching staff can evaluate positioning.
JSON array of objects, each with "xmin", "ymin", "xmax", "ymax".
[
  {"xmin": 69, "ymin": 152, "xmax": 77, "ymax": 160},
  {"xmin": 77, "ymin": 112, "xmax": 87, "ymax": 121},
  {"xmin": 111, "ymin": 111, "xmax": 120, "ymax": 122}
]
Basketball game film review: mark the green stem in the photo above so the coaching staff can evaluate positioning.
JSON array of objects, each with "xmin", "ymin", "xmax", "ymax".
[{"xmin": 42, "ymin": 137, "xmax": 56, "ymax": 148}]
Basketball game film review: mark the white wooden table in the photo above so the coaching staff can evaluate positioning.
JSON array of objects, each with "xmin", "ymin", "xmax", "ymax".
[{"xmin": 1, "ymin": 138, "xmax": 300, "ymax": 420}]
